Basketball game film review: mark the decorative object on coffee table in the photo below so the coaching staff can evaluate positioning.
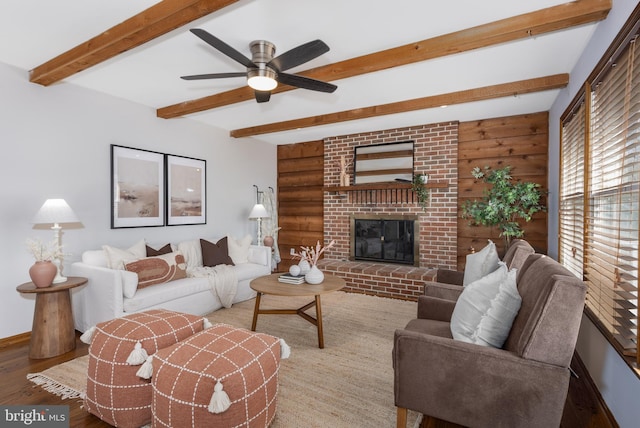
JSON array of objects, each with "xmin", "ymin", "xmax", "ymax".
[
  {"xmin": 292, "ymin": 239, "xmax": 336, "ymax": 283},
  {"xmin": 298, "ymin": 258, "xmax": 310, "ymax": 275},
  {"xmin": 289, "ymin": 264, "xmax": 301, "ymax": 276},
  {"xmin": 31, "ymin": 199, "xmax": 81, "ymax": 283},
  {"xmin": 305, "ymin": 265, "xmax": 324, "ymax": 284}
]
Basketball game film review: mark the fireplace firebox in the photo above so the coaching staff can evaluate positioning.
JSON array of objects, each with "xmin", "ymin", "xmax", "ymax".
[{"xmin": 350, "ymin": 215, "xmax": 419, "ymax": 265}]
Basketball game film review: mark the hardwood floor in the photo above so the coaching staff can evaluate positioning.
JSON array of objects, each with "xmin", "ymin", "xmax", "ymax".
[{"xmin": 0, "ymin": 334, "xmax": 615, "ymax": 428}]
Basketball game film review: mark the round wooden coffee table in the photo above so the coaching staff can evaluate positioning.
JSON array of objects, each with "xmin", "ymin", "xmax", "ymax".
[{"xmin": 250, "ymin": 273, "xmax": 345, "ymax": 348}]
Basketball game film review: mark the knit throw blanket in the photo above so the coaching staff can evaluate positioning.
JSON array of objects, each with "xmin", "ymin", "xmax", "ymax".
[{"xmin": 188, "ymin": 265, "xmax": 238, "ymax": 308}]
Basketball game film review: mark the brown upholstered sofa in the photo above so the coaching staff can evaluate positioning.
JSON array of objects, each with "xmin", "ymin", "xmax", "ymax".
[
  {"xmin": 435, "ymin": 238, "xmax": 535, "ymax": 286},
  {"xmin": 393, "ymin": 253, "xmax": 587, "ymax": 428}
]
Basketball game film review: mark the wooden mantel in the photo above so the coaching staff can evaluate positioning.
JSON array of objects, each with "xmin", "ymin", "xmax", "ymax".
[
  {"xmin": 324, "ymin": 181, "xmax": 448, "ymax": 205},
  {"xmin": 324, "ymin": 181, "xmax": 447, "ymax": 193}
]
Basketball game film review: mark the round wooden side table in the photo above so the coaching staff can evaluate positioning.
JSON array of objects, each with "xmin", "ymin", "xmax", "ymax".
[{"xmin": 16, "ymin": 276, "xmax": 87, "ymax": 359}]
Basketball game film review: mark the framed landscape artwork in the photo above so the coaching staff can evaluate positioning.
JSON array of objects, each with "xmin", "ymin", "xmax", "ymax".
[
  {"xmin": 111, "ymin": 145, "xmax": 165, "ymax": 228},
  {"xmin": 166, "ymin": 154, "xmax": 206, "ymax": 226}
]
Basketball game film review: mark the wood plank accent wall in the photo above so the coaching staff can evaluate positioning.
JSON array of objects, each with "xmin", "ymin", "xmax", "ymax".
[
  {"xmin": 457, "ymin": 111, "xmax": 549, "ymax": 269},
  {"xmin": 276, "ymin": 140, "xmax": 324, "ymax": 272}
]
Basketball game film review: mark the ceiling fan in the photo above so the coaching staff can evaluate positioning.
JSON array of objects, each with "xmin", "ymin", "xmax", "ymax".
[{"xmin": 181, "ymin": 29, "xmax": 338, "ymax": 103}]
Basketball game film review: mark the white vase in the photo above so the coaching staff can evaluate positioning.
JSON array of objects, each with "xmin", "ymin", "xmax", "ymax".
[
  {"xmin": 298, "ymin": 259, "xmax": 311, "ymax": 275},
  {"xmin": 305, "ymin": 265, "xmax": 324, "ymax": 284}
]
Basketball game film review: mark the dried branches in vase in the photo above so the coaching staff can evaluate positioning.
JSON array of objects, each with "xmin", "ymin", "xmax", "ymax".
[
  {"xmin": 335, "ymin": 155, "xmax": 353, "ymax": 187},
  {"xmin": 292, "ymin": 240, "xmax": 336, "ymax": 267}
]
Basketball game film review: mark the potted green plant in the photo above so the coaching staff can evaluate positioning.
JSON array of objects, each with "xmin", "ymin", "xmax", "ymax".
[
  {"xmin": 412, "ymin": 174, "xmax": 429, "ymax": 211},
  {"xmin": 462, "ymin": 166, "xmax": 546, "ymax": 247}
]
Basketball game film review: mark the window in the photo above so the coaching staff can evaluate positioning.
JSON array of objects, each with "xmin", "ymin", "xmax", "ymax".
[
  {"xmin": 559, "ymin": 9, "xmax": 640, "ymax": 366},
  {"xmin": 559, "ymin": 100, "xmax": 585, "ymax": 280}
]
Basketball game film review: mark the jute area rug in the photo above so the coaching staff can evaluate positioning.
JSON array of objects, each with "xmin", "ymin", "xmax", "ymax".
[{"xmin": 28, "ymin": 291, "xmax": 422, "ymax": 427}]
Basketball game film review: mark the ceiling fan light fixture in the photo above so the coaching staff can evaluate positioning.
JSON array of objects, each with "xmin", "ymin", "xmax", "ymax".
[{"xmin": 247, "ymin": 68, "xmax": 278, "ymax": 91}]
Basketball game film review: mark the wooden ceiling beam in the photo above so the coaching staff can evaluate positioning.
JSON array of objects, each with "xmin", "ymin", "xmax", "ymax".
[
  {"xmin": 229, "ymin": 74, "xmax": 569, "ymax": 138},
  {"xmin": 157, "ymin": 0, "xmax": 610, "ymax": 118},
  {"xmin": 29, "ymin": 0, "xmax": 241, "ymax": 86}
]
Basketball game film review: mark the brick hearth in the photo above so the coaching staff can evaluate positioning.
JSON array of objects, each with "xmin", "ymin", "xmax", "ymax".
[
  {"xmin": 320, "ymin": 122, "xmax": 459, "ymax": 300},
  {"xmin": 317, "ymin": 259, "xmax": 436, "ymax": 300}
]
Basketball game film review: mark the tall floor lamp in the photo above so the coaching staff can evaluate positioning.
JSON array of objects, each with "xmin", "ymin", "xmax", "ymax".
[
  {"xmin": 249, "ymin": 203, "xmax": 270, "ymax": 246},
  {"xmin": 32, "ymin": 199, "xmax": 80, "ymax": 283}
]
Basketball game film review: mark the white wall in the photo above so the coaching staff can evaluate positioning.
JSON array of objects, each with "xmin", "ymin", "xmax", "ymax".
[
  {"xmin": 548, "ymin": 1, "xmax": 640, "ymax": 427},
  {"xmin": 0, "ymin": 62, "xmax": 276, "ymax": 339}
]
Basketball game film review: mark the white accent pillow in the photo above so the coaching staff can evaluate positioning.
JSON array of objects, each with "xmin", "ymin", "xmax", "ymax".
[
  {"xmin": 247, "ymin": 246, "xmax": 268, "ymax": 266},
  {"xmin": 228, "ymin": 235, "xmax": 252, "ymax": 264},
  {"xmin": 82, "ymin": 250, "xmax": 108, "ymax": 267},
  {"xmin": 177, "ymin": 239, "xmax": 203, "ymax": 270},
  {"xmin": 463, "ymin": 240, "xmax": 500, "ymax": 286},
  {"xmin": 102, "ymin": 239, "xmax": 146, "ymax": 270},
  {"xmin": 450, "ymin": 262, "xmax": 522, "ymax": 348},
  {"xmin": 121, "ymin": 270, "xmax": 139, "ymax": 299}
]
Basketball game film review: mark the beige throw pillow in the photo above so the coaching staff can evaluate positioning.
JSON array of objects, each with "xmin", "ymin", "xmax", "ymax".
[
  {"xmin": 227, "ymin": 235, "xmax": 252, "ymax": 264},
  {"xmin": 103, "ymin": 239, "xmax": 147, "ymax": 270}
]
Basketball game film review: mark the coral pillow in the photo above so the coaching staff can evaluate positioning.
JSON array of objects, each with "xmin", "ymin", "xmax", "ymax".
[
  {"xmin": 227, "ymin": 235, "xmax": 252, "ymax": 264},
  {"xmin": 200, "ymin": 238, "xmax": 234, "ymax": 267},
  {"xmin": 124, "ymin": 251, "xmax": 187, "ymax": 290},
  {"xmin": 451, "ymin": 262, "xmax": 522, "ymax": 348}
]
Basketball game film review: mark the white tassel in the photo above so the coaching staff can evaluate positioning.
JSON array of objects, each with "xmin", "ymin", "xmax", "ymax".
[
  {"xmin": 279, "ymin": 338, "xmax": 291, "ymax": 359},
  {"xmin": 136, "ymin": 356, "xmax": 153, "ymax": 379},
  {"xmin": 208, "ymin": 380, "xmax": 231, "ymax": 414},
  {"xmin": 126, "ymin": 341, "xmax": 148, "ymax": 365},
  {"xmin": 203, "ymin": 318, "xmax": 213, "ymax": 329},
  {"xmin": 80, "ymin": 326, "xmax": 96, "ymax": 344}
]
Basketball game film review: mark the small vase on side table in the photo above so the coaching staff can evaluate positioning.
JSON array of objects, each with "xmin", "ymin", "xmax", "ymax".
[{"xmin": 29, "ymin": 260, "xmax": 57, "ymax": 288}]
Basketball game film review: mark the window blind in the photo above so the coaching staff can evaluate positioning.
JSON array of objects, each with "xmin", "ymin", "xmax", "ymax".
[
  {"xmin": 560, "ymin": 101, "xmax": 586, "ymax": 280},
  {"xmin": 587, "ymin": 36, "xmax": 639, "ymax": 358}
]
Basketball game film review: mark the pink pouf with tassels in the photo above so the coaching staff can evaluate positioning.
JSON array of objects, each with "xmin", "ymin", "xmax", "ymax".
[
  {"xmin": 82, "ymin": 309, "xmax": 208, "ymax": 428},
  {"xmin": 149, "ymin": 323, "xmax": 289, "ymax": 428}
]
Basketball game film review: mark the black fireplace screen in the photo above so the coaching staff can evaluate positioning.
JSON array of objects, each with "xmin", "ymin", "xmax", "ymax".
[{"xmin": 353, "ymin": 219, "xmax": 415, "ymax": 265}]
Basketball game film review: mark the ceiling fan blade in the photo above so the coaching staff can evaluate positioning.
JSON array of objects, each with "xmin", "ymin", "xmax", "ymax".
[
  {"xmin": 277, "ymin": 73, "xmax": 337, "ymax": 93},
  {"xmin": 254, "ymin": 90, "xmax": 271, "ymax": 103},
  {"xmin": 268, "ymin": 40, "xmax": 330, "ymax": 72},
  {"xmin": 181, "ymin": 72, "xmax": 247, "ymax": 80},
  {"xmin": 189, "ymin": 29, "xmax": 256, "ymax": 68}
]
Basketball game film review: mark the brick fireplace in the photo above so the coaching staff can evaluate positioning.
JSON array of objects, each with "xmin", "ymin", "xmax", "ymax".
[{"xmin": 318, "ymin": 122, "xmax": 459, "ymax": 300}]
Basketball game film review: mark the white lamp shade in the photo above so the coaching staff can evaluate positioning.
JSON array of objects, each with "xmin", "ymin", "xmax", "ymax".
[
  {"xmin": 32, "ymin": 199, "xmax": 80, "ymax": 225},
  {"xmin": 249, "ymin": 203, "xmax": 270, "ymax": 219}
]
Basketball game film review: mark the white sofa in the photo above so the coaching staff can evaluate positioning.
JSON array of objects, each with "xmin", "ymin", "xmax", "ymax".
[{"xmin": 69, "ymin": 238, "xmax": 271, "ymax": 333}]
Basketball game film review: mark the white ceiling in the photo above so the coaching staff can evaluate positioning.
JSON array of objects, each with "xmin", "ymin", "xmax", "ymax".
[{"xmin": 1, "ymin": 0, "xmax": 600, "ymax": 145}]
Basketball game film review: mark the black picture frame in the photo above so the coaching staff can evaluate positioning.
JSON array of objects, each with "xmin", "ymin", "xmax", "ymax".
[
  {"xmin": 110, "ymin": 145, "xmax": 165, "ymax": 228},
  {"xmin": 166, "ymin": 154, "xmax": 206, "ymax": 226}
]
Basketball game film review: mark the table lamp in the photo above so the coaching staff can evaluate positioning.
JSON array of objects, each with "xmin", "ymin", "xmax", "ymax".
[
  {"xmin": 249, "ymin": 203, "xmax": 270, "ymax": 246},
  {"xmin": 32, "ymin": 199, "xmax": 80, "ymax": 283}
]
